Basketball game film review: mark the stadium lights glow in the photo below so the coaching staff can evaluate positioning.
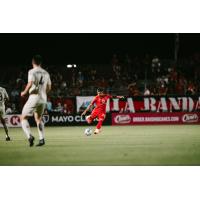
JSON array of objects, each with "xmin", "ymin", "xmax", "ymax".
[{"xmin": 66, "ymin": 64, "xmax": 77, "ymax": 68}]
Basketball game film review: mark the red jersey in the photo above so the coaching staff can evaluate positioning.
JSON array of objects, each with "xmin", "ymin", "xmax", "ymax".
[{"xmin": 91, "ymin": 95, "xmax": 112, "ymax": 113}]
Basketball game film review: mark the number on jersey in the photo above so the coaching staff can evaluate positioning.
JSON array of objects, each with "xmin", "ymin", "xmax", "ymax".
[
  {"xmin": 0, "ymin": 93, "xmax": 3, "ymax": 102},
  {"xmin": 39, "ymin": 76, "xmax": 44, "ymax": 85}
]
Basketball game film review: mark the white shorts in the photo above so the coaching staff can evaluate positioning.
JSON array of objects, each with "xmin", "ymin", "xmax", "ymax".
[
  {"xmin": 0, "ymin": 106, "xmax": 5, "ymax": 119},
  {"xmin": 22, "ymin": 95, "xmax": 46, "ymax": 117}
]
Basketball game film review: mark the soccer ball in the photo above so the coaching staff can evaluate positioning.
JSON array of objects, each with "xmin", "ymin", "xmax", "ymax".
[{"xmin": 84, "ymin": 128, "xmax": 92, "ymax": 136}]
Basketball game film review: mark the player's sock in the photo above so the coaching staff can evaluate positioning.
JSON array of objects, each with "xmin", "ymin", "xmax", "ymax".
[
  {"xmin": 94, "ymin": 120, "xmax": 103, "ymax": 134},
  {"xmin": 37, "ymin": 121, "xmax": 44, "ymax": 140},
  {"xmin": 21, "ymin": 119, "xmax": 32, "ymax": 139},
  {"xmin": 1, "ymin": 119, "xmax": 10, "ymax": 140},
  {"xmin": 36, "ymin": 139, "xmax": 45, "ymax": 147},
  {"xmin": 96, "ymin": 120, "xmax": 103, "ymax": 129},
  {"xmin": 94, "ymin": 128, "xmax": 101, "ymax": 134},
  {"xmin": 3, "ymin": 122, "xmax": 9, "ymax": 137}
]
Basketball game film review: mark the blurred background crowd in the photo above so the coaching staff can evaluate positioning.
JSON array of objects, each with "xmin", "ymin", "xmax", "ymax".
[{"xmin": 1, "ymin": 52, "xmax": 200, "ymax": 114}]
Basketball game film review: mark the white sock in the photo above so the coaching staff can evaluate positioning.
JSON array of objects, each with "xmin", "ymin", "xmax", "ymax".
[
  {"xmin": 21, "ymin": 119, "xmax": 32, "ymax": 139},
  {"xmin": 37, "ymin": 122, "xmax": 44, "ymax": 140}
]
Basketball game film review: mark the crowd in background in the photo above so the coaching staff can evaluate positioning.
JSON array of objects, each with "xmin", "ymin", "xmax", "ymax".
[{"xmin": 1, "ymin": 52, "xmax": 200, "ymax": 114}]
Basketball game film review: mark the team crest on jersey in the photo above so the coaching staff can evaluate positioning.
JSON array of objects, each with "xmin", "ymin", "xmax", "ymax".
[{"xmin": 102, "ymin": 99, "xmax": 106, "ymax": 104}]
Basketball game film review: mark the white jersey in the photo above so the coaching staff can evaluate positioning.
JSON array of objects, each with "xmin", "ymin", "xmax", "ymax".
[
  {"xmin": 0, "ymin": 87, "xmax": 9, "ymax": 108},
  {"xmin": 28, "ymin": 67, "xmax": 51, "ymax": 103}
]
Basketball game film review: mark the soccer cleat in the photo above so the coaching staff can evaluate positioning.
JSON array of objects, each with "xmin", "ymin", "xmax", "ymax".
[
  {"xmin": 5, "ymin": 136, "xmax": 11, "ymax": 141},
  {"xmin": 94, "ymin": 128, "xmax": 101, "ymax": 134},
  {"xmin": 28, "ymin": 135, "xmax": 35, "ymax": 147},
  {"xmin": 36, "ymin": 139, "xmax": 45, "ymax": 147}
]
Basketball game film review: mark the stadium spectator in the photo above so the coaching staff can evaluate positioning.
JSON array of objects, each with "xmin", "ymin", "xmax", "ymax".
[
  {"xmin": 6, "ymin": 105, "xmax": 13, "ymax": 114},
  {"xmin": 77, "ymin": 71, "xmax": 84, "ymax": 87},
  {"xmin": 47, "ymin": 98, "xmax": 53, "ymax": 113},
  {"xmin": 128, "ymin": 83, "xmax": 141, "ymax": 96},
  {"xmin": 144, "ymin": 87, "xmax": 150, "ymax": 96},
  {"xmin": 152, "ymin": 56, "xmax": 161, "ymax": 76},
  {"xmin": 158, "ymin": 84, "xmax": 168, "ymax": 96},
  {"xmin": 111, "ymin": 54, "xmax": 119, "ymax": 67},
  {"xmin": 97, "ymin": 77, "xmax": 108, "ymax": 89},
  {"xmin": 61, "ymin": 80, "xmax": 67, "ymax": 90},
  {"xmin": 90, "ymin": 69, "xmax": 97, "ymax": 81},
  {"xmin": 62, "ymin": 103, "xmax": 71, "ymax": 115},
  {"xmin": 124, "ymin": 54, "xmax": 132, "ymax": 73},
  {"xmin": 55, "ymin": 102, "xmax": 63, "ymax": 113},
  {"xmin": 175, "ymin": 78, "xmax": 186, "ymax": 95},
  {"xmin": 11, "ymin": 87, "xmax": 20, "ymax": 101},
  {"xmin": 186, "ymin": 80, "xmax": 196, "ymax": 95}
]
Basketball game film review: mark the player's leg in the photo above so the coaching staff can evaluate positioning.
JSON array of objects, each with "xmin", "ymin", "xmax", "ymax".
[
  {"xmin": 21, "ymin": 99, "xmax": 35, "ymax": 146},
  {"xmin": 0, "ymin": 115, "xmax": 10, "ymax": 141},
  {"xmin": 86, "ymin": 109, "xmax": 98, "ymax": 124},
  {"xmin": 21, "ymin": 115, "xmax": 35, "ymax": 146},
  {"xmin": 34, "ymin": 103, "xmax": 45, "ymax": 146},
  {"xmin": 86, "ymin": 115, "xmax": 94, "ymax": 124},
  {"xmin": 94, "ymin": 113, "xmax": 106, "ymax": 134}
]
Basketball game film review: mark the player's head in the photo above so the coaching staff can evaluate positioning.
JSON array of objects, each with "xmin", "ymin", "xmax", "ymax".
[
  {"xmin": 32, "ymin": 55, "xmax": 42, "ymax": 67},
  {"xmin": 97, "ymin": 88, "xmax": 105, "ymax": 96}
]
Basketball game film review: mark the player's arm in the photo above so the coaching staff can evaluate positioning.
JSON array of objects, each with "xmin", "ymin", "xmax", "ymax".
[
  {"xmin": 46, "ymin": 74, "xmax": 52, "ymax": 93},
  {"xmin": 46, "ymin": 84, "xmax": 51, "ymax": 93},
  {"xmin": 81, "ymin": 103, "xmax": 93, "ymax": 116},
  {"xmin": 21, "ymin": 81, "xmax": 33, "ymax": 97},
  {"xmin": 81, "ymin": 97, "xmax": 96, "ymax": 116},
  {"xmin": 21, "ymin": 70, "xmax": 34, "ymax": 97},
  {"xmin": 4, "ymin": 89, "xmax": 9, "ymax": 101}
]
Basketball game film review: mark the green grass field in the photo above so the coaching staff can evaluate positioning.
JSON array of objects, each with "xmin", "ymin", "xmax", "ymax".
[{"xmin": 0, "ymin": 125, "xmax": 200, "ymax": 165}]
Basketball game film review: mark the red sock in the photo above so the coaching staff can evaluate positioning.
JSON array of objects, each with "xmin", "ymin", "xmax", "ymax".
[{"xmin": 96, "ymin": 120, "xmax": 103, "ymax": 129}]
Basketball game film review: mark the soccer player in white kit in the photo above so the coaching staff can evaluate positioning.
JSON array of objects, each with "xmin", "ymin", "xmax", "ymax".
[
  {"xmin": 21, "ymin": 55, "xmax": 51, "ymax": 147},
  {"xmin": 0, "ymin": 86, "xmax": 11, "ymax": 141}
]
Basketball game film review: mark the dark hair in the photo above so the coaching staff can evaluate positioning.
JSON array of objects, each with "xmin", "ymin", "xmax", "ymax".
[
  {"xmin": 97, "ymin": 88, "xmax": 104, "ymax": 93},
  {"xmin": 32, "ymin": 55, "xmax": 42, "ymax": 65}
]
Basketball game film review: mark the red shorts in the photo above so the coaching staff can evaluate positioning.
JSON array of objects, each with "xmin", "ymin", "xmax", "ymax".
[{"xmin": 90, "ymin": 109, "xmax": 106, "ymax": 121}]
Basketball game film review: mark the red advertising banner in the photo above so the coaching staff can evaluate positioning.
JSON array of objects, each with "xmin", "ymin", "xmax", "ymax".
[
  {"xmin": 112, "ymin": 112, "xmax": 200, "ymax": 125},
  {"xmin": 109, "ymin": 96, "xmax": 200, "ymax": 113},
  {"xmin": 76, "ymin": 96, "xmax": 200, "ymax": 113}
]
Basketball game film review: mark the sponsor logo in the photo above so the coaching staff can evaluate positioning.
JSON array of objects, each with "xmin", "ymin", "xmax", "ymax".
[
  {"xmin": 10, "ymin": 115, "xmax": 21, "ymax": 126},
  {"xmin": 42, "ymin": 115, "xmax": 50, "ymax": 124},
  {"xmin": 114, "ymin": 115, "xmax": 131, "ymax": 124},
  {"xmin": 182, "ymin": 114, "xmax": 198, "ymax": 123},
  {"xmin": 51, "ymin": 115, "xmax": 86, "ymax": 123}
]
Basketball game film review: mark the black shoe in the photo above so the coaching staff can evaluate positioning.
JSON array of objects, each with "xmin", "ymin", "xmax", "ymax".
[
  {"xmin": 36, "ymin": 139, "xmax": 45, "ymax": 147},
  {"xmin": 6, "ymin": 136, "xmax": 11, "ymax": 141},
  {"xmin": 28, "ymin": 135, "xmax": 35, "ymax": 147}
]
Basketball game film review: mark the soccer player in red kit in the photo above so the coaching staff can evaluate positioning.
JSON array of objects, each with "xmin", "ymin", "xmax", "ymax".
[{"xmin": 81, "ymin": 88, "xmax": 124, "ymax": 134}]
